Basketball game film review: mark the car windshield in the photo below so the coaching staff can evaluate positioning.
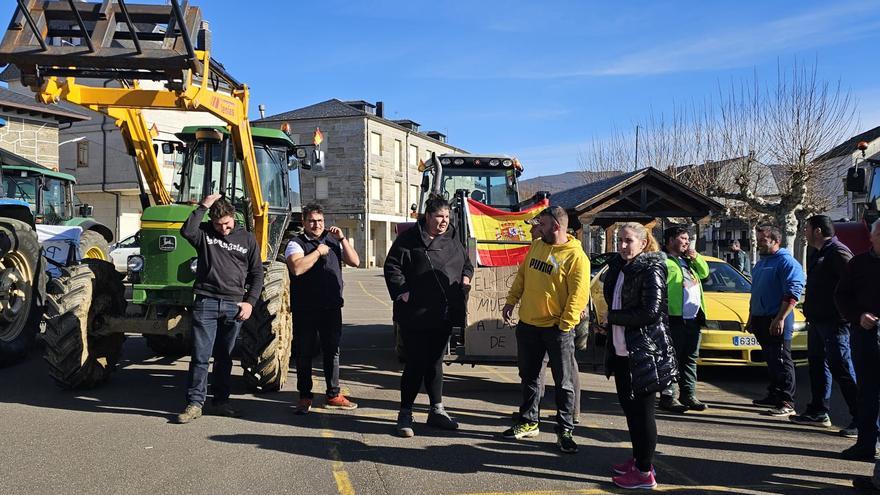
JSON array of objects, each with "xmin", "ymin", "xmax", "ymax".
[{"xmin": 703, "ymin": 260, "xmax": 751, "ymax": 293}]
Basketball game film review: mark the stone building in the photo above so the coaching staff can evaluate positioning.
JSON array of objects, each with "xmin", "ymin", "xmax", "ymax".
[
  {"xmin": 254, "ymin": 99, "xmax": 466, "ymax": 267},
  {"xmin": 0, "ymin": 87, "xmax": 88, "ymax": 170}
]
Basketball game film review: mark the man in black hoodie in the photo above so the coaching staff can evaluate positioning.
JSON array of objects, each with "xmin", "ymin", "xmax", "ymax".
[
  {"xmin": 791, "ymin": 215, "xmax": 858, "ymax": 436},
  {"xmin": 176, "ymin": 193, "xmax": 263, "ymax": 424}
]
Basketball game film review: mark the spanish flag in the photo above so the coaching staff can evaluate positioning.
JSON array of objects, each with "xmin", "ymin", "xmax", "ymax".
[{"xmin": 465, "ymin": 198, "xmax": 549, "ymax": 267}]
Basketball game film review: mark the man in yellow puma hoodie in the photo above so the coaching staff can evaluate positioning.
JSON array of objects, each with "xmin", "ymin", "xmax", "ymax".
[{"xmin": 501, "ymin": 206, "xmax": 590, "ymax": 453}]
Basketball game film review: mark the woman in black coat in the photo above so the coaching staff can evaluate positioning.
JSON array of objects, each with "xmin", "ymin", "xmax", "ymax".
[
  {"xmin": 599, "ymin": 222, "xmax": 677, "ymax": 490},
  {"xmin": 384, "ymin": 196, "xmax": 473, "ymax": 438}
]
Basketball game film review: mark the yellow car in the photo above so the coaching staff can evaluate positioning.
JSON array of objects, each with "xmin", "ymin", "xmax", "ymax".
[{"xmin": 590, "ymin": 255, "xmax": 807, "ymax": 366}]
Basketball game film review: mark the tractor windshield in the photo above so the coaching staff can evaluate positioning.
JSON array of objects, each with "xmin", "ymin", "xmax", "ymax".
[
  {"xmin": 437, "ymin": 168, "xmax": 518, "ymax": 209},
  {"xmin": 254, "ymin": 144, "xmax": 289, "ymax": 208},
  {"xmin": 2, "ymin": 174, "xmax": 36, "ymax": 203},
  {"xmin": 40, "ymin": 177, "xmax": 73, "ymax": 222},
  {"xmin": 177, "ymin": 140, "xmax": 246, "ymax": 210},
  {"xmin": 868, "ymin": 168, "xmax": 880, "ymax": 207}
]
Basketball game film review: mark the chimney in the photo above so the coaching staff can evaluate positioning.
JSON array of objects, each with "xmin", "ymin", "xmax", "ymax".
[
  {"xmin": 376, "ymin": 101, "xmax": 384, "ymax": 118},
  {"xmin": 258, "ymin": 104, "xmax": 266, "ymax": 119}
]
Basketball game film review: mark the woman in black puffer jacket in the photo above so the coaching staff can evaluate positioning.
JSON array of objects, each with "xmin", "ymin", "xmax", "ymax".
[{"xmin": 600, "ymin": 222, "xmax": 678, "ymax": 490}]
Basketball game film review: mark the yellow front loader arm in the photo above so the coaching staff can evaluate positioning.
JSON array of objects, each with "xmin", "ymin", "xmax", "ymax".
[{"xmin": 36, "ymin": 52, "xmax": 270, "ymax": 261}]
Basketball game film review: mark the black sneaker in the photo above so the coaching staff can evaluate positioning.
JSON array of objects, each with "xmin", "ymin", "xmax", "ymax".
[
  {"xmin": 762, "ymin": 403, "xmax": 795, "ymax": 416},
  {"xmin": 557, "ymin": 429, "xmax": 578, "ymax": 454},
  {"xmin": 503, "ymin": 421, "xmax": 539, "ymax": 439},
  {"xmin": 839, "ymin": 422, "xmax": 858, "ymax": 438},
  {"xmin": 426, "ymin": 409, "xmax": 459, "ymax": 430},
  {"xmin": 658, "ymin": 396, "xmax": 688, "ymax": 413},
  {"xmin": 789, "ymin": 411, "xmax": 831, "ymax": 427},
  {"xmin": 853, "ymin": 475, "xmax": 880, "ymax": 493},
  {"xmin": 205, "ymin": 401, "xmax": 242, "ymax": 418},
  {"xmin": 752, "ymin": 395, "xmax": 778, "ymax": 407},
  {"xmin": 841, "ymin": 445, "xmax": 879, "ymax": 462},
  {"xmin": 680, "ymin": 397, "xmax": 708, "ymax": 411}
]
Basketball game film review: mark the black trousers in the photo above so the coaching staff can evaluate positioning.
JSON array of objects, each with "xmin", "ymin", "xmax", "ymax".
[
  {"xmin": 400, "ymin": 324, "xmax": 451, "ymax": 409},
  {"xmin": 294, "ymin": 308, "xmax": 342, "ymax": 399},
  {"xmin": 613, "ymin": 355, "xmax": 657, "ymax": 473},
  {"xmin": 516, "ymin": 322, "xmax": 576, "ymax": 431},
  {"xmin": 752, "ymin": 315, "xmax": 796, "ymax": 405}
]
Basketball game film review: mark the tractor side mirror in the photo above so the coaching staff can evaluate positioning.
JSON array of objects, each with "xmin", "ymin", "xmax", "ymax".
[
  {"xmin": 161, "ymin": 142, "xmax": 175, "ymax": 154},
  {"xmin": 420, "ymin": 174, "xmax": 429, "ymax": 193},
  {"xmin": 78, "ymin": 204, "xmax": 93, "ymax": 217},
  {"xmin": 846, "ymin": 167, "xmax": 867, "ymax": 193}
]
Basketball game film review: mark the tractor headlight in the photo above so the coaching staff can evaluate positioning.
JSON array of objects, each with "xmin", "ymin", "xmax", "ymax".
[
  {"xmin": 189, "ymin": 257, "xmax": 199, "ymax": 274},
  {"xmin": 793, "ymin": 320, "xmax": 807, "ymax": 332},
  {"xmin": 127, "ymin": 255, "xmax": 144, "ymax": 272}
]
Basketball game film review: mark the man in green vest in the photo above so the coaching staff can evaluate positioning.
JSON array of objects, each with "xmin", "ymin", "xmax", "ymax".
[{"xmin": 659, "ymin": 225, "xmax": 710, "ymax": 413}]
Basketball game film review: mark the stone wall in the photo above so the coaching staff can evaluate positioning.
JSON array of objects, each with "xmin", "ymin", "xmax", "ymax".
[{"xmin": 0, "ymin": 115, "xmax": 59, "ymax": 169}]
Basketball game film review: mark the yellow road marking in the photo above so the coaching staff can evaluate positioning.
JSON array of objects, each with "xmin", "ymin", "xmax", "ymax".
[
  {"xmin": 320, "ymin": 412, "xmax": 355, "ymax": 495},
  {"xmin": 358, "ymin": 281, "xmax": 390, "ymax": 308}
]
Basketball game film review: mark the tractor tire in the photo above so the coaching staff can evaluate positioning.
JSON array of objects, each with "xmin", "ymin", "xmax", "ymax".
[
  {"xmin": 43, "ymin": 259, "xmax": 127, "ymax": 389},
  {"xmin": 143, "ymin": 334, "xmax": 191, "ymax": 357},
  {"xmin": 0, "ymin": 219, "xmax": 41, "ymax": 367},
  {"xmin": 80, "ymin": 230, "xmax": 111, "ymax": 261},
  {"xmin": 240, "ymin": 261, "xmax": 292, "ymax": 392}
]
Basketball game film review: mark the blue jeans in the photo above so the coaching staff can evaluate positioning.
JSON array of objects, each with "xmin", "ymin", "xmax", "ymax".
[
  {"xmin": 853, "ymin": 325, "xmax": 880, "ymax": 451},
  {"xmin": 806, "ymin": 321, "xmax": 858, "ymax": 417},
  {"xmin": 186, "ymin": 296, "xmax": 242, "ymax": 406}
]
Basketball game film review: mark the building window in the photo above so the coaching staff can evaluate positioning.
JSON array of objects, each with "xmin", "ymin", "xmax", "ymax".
[
  {"xmin": 315, "ymin": 176, "xmax": 328, "ymax": 200},
  {"xmin": 394, "ymin": 181, "xmax": 402, "ymax": 213},
  {"xmin": 409, "ymin": 184, "xmax": 419, "ymax": 209},
  {"xmin": 424, "ymin": 149, "xmax": 432, "ymax": 160},
  {"xmin": 408, "ymin": 144, "xmax": 418, "ymax": 168},
  {"xmin": 370, "ymin": 132, "xmax": 382, "ymax": 156},
  {"xmin": 76, "ymin": 140, "xmax": 89, "ymax": 168},
  {"xmin": 371, "ymin": 176, "xmax": 382, "ymax": 201},
  {"xmin": 394, "ymin": 139, "xmax": 402, "ymax": 172}
]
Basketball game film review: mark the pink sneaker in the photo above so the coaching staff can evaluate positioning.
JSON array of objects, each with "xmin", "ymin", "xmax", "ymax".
[
  {"xmin": 612, "ymin": 458, "xmax": 637, "ymax": 475},
  {"xmin": 612, "ymin": 458, "xmax": 657, "ymax": 476},
  {"xmin": 613, "ymin": 468, "xmax": 657, "ymax": 490}
]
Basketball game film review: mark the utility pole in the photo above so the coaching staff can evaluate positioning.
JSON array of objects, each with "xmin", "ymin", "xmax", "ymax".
[{"xmin": 634, "ymin": 125, "xmax": 640, "ymax": 169}]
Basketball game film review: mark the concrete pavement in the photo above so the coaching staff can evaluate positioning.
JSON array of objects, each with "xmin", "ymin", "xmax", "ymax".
[{"xmin": 0, "ymin": 268, "xmax": 869, "ymax": 494}]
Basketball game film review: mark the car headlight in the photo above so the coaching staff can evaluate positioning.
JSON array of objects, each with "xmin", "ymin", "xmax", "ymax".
[
  {"xmin": 127, "ymin": 255, "xmax": 144, "ymax": 272},
  {"xmin": 189, "ymin": 257, "xmax": 199, "ymax": 274},
  {"xmin": 793, "ymin": 321, "xmax": 807, "ymax": 332}
]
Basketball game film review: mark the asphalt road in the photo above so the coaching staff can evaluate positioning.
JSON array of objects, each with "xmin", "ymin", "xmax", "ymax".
[{"xmin": 0, "ymin": 269, "xmax": 869, "ymax": 494}]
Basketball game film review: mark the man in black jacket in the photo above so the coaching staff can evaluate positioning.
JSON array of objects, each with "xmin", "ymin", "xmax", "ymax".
[
  {"xmin": 791, "ymin": 215, "xmax": 858, "ymax": 436},
  {"xmin": 286, "ymin": 203, "xmax": 360, "ymax": 414},
  {"xmin": 176, "ymin": 194, "xmax": 263, "ymax": 424}
]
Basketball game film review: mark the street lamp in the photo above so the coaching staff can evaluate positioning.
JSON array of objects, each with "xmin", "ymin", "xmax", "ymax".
[{"xmin": 59, "ymin": 136, "xmax": 86, "ymax": 146}]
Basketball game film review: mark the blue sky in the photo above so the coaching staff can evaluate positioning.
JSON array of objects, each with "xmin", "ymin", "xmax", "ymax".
[{"xmin": 4, "ymin": 0, "xmax": 879, "ymax": 178}]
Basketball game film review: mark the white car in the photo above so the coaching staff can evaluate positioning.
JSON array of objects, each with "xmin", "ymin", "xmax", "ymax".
[{"xmin": 109, "ymin": 233, "xmax": 140, "ymax": 274}]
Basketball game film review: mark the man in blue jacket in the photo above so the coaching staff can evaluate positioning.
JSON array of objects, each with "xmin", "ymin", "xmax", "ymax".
[{"xmin": 747, "ymin": 225, "xmax": 805, "ymax": 416}]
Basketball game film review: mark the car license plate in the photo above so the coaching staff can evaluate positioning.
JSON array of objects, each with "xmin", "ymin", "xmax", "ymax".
[{"xmin": 732, "ymin": 335, "xmax": 758, "ymax": 347}]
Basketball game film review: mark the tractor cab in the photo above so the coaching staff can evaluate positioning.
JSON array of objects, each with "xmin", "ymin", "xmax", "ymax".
[
  {"xmin": 838, "ymin": 141, "xmax": 880, "ymax": 255},
  {"xmin": 416, "ymin": 154, "xmax": 523, "ymax": 214},
  {"xmin": 0, "ymin": 149, "xmax": 90, "ymax": 225}
]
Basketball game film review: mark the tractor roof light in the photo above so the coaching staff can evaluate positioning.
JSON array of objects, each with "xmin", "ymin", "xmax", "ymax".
[
  {"xmin": 280, "ymin": 122, "xmax": 292, "ymax": 136},
  {"xmin": 440, "ymin": 158, "xmax": 452, "ymax": 165},
  {"xmin": 502, "ymin": 159, "xmax": 513, "ymax": 167},
  {"xmin": 489, "ymin": 159, "xmax": 500, "ymax": 166},
  {"xmin": 453, "ymin": 158, "xmax": 465, "ymax": 165}
]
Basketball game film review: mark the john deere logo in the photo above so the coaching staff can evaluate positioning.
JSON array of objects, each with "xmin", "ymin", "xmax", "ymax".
[{"xmin": 159, "ymin": 236, "xmax": 176, "ymax": 252}]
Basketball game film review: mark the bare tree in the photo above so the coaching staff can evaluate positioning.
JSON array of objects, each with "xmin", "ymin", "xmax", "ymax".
[{"xmin": 583, "ymin": 61, "xmax": 856, "ymax": 252}]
